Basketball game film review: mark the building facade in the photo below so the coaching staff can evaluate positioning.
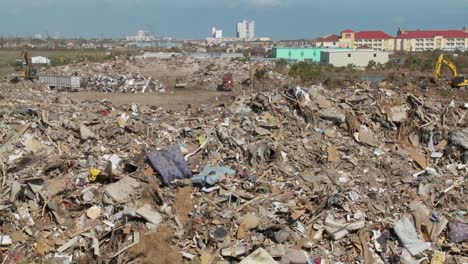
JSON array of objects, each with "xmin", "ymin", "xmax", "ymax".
[
  {"xmin": 320, "ymin": 50, "xmax": 389, "ymax": 67},
  {"xmin": 212, "ymin": 27, "xmax": 223, "ymax": 39},
  {"xmin": 237, "ymin": 20, "xmax": 255, "ymax": 40},
  {"xmin": 311, "ymin": 34, "xmax": 340, "ymax": 48},
  {"xmin": 126, "ymin": 30, "xmax": 155, "ymax": 42},
  {"xmin": 338, "ymin": 29, "xmax": 394, "ymax": 51},
  {"xmin": 273, "ymin": 47, "xmax": 353, "ymax": 63},
  {"xmin": 395, "ymin": 28, "xmax": 468, "ymax": 52}
]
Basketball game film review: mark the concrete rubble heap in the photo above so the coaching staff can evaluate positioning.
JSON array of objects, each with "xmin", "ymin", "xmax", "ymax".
[
  {"xmin": 81, "ymin": 74, "xmax": 165, "ymax": 93},
  {"xmin": 0, "ymin": 69, "xmax": 467, "ymax": 264},
  {"xmin": 42, "ymin": 57, "xmax": 283, "ymax": 93}
]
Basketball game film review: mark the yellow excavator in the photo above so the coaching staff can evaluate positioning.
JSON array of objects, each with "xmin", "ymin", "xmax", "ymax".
[
  {"xmin": 14, "ymin": 50, "xmax": 37, "ymax": 81},
  {"xmin": 433, "ymin": 54, "xmax": 467, "ymax": 88}
]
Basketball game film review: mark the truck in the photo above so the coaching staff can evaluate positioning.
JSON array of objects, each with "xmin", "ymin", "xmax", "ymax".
[
  {"xmin": 39, "ymin": 75, "xmax": 82, "ymax": 91},
  {"xmin": 217, "ymin": 74, "xmax": 234, "ymax": 91}
]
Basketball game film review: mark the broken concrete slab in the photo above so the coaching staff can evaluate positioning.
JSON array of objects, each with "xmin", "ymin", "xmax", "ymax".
[
  {"xmin": 239, "ymin": 248, "xmax": 277, "ymax": 264},
  {"xmin": 318, "ymin": 109, "xmax": 346, "ymax": 124},
  {"xmin": 104, "ymin": 176, "xmax": 141, "ymax": 203},
  {"xmin": 221, "ymin": 246, "xmax": 247, "ymax": 257},
  {"xmin": 385, "ymin": 105, "xmax": 408, "ymax": 122},
  {"xmin": 79, "ymin": 124, "xmax": 97, "ymax": 140},
  {"xmin": 280, "ymin": 248, "xmax": 309, "ymax": 264},
  {"xmin": 9, "ymin": 181, "xmax": 21, "ymax": 202},
  {"xmin": 449, "ymin": 128, "xmax": 468, "ymax": 149},
  {"xmin": 0, "ymin": 235, "xmax": 12, "ymax": 246},
  {"xmin": 86, "ymin": 206, "xmax": 101, "ymax": 220},
  {"xmin": 136, "ymin": 206, "xmax": 163, "ymax": 226}
]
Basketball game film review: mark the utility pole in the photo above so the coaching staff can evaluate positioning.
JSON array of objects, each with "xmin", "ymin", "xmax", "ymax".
[{"xmin": 250, "ymin": 65, "xmax": 254, "ymax": 94}]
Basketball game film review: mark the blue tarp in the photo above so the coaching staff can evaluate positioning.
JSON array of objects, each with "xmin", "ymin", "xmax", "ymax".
[{"xmin": 146, "ymin": 145, "xmax": 192, "ymax": 185}]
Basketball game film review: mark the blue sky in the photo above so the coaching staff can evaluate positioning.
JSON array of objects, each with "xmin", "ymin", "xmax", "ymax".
[{"xmin": 0, "ymin": 0, "xmax": 466, "ymax": 39}]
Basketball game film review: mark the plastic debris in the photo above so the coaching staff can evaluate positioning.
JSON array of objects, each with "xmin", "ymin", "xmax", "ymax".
[
  {"xmin": 192, "ymin": 165, "xmax": 235, "ymax": 186},
  {"xmin": 394, "ymin": 217, "xmax": 431, "ymax": 256}
]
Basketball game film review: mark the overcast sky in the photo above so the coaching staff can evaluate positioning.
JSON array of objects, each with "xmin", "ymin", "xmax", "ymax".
[{"xmin": 0, "ymin": 0, "xmax": 467, "ymax": 39}]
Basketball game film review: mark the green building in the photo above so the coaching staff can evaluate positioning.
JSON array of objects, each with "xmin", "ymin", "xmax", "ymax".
[{"xmin": 272, "ymin": 47, "xmax": 353, "ymax": 63}]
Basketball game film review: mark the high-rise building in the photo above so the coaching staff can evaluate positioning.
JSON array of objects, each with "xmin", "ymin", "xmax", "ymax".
[
  {"xmin": 126, "ymin": 30, "xmax": 155, "ymax": 42},
  {"xmin": 212, "ymin": 27, "xmax": 223, "ymax": 39},
  {"xmin": 236, "ymin": 20, "xmax": 255, "ymax": 40}
]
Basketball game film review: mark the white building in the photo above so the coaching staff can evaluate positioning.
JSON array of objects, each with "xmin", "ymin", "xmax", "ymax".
[
  {"xmin": 237, "ymin": 20, "xmax": 255, "ymax": 40},
  {"xmin": 212, "ymin": 27, "xmax": 223, "ymax": 39},
  {"xmin": 320, "ymin": 50, "xmax": 389, "ymax": 67},
  {"xmin": 31, "ymin": 56, "xmax": 51, "ymax": 65},
  {"xmin": 126, "ymin": 30, "xmax": 155, "ymax": 42},
  {"xmin": 312, "ymin": 34, "xmax": 340, "ymax": 48},
  {"xmin": 34, "ymin": 34, "xmax": 45, "ymax": 40}
]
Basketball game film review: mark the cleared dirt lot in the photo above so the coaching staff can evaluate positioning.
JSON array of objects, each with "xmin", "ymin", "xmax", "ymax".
[{"xmin": 65, "ymin": 88, "xmax": 240, "ymax": 111}]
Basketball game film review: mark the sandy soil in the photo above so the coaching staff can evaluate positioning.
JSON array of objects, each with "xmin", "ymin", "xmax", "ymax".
[
  {"xmin": 65, "ymin": 87, "xmax": 241, "ymax": 111},
  {"xmin": 173, "ymin": 186, "xmax": 194, "ymax": 227},
  {"xmin": 128, "ymin": 225, "xmax": 182, "ymax": 264}
]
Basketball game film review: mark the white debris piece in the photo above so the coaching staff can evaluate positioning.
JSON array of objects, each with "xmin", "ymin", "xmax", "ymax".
[{"xmin": 394, "ymin": 218, "xmax": 431, "ymax": 256}]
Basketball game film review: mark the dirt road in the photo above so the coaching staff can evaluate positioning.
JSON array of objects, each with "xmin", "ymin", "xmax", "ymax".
[{"xmin": 65, "ymin": 88, "xmax": 239, "ymax": 111}]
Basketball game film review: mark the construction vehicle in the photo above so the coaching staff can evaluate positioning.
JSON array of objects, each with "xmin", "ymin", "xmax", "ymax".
[
  {"xmin": 12, "ymin": 50, "xmax": 37, "ymax": 82},
  {"xmin": 175, "ymin": 77, "xmax": 187, "ymax": 88},
  {"xmin": 254, "ymin": 64, "xmax": 267, "ymax": 79},
  {"xmin": 434, "ymin": 54, "xmax": 468, "ymax": 88},
  {"xmin": 39, "ymin": 75, "xmax": 82, "ymax": 91},
  {"xmin": 217, "ymin": 74, "xmax": 234, "ymax": 91}
]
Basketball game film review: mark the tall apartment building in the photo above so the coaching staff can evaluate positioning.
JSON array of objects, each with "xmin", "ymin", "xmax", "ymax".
[
  {"xmin": 395, "ymin": 28, "xmax": 468, "ymax": 52},
  {"xmin": 236, "ymin": 20, "xmax": 255, "ymax": 40},
  {"xmin": 126, "ymin": 30, "xmax": 155, "ymax": 42},
  {"xmin": 212, "ymin": 27, "xmax": 223, "ymax": 39}
]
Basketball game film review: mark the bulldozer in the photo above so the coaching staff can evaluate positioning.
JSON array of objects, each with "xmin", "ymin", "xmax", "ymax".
[
  {"xmin": 433, "ymin": 54, "xmax": 468, "ymax": 88},
  {"xmin": 12, "ymin": 50, "xmax": 37, "ymax": 82},
  {"xmin": 175, "ymin": 76, "xmax": 187, "ymax": 88}
]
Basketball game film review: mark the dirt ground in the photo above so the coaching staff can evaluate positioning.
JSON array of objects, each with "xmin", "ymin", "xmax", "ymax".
[
  {"xmin": 173, "ymin": 186, "xmax": 194, "ymax": 227},
  {"xmin": 66, "ymin": 87, "xmax": 241, "ymax": 111},
  {"xmin": 128, "ymin": 225, "xmax": 182, "ymax": 264}
]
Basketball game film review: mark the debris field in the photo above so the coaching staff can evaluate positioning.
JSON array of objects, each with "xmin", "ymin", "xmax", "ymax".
[{"xmin": 0, "ymin": 57, "xmax": 467, "ymax": 264}]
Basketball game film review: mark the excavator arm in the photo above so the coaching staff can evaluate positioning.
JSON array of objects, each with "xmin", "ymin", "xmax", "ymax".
[
  {"xmin": 16, "ymin": 50, "xmax": 36, "ymax": 80},
  {"xmin": 20, "ymin": 50, "xmax": 30, "ymax": 66},
  {"xmin": 433, "ymin": 54, "xmax": 467, "ymax": 88},
  {"xmin": 434, "ymin": 54, "xmax": 458, "ymax": 80}
]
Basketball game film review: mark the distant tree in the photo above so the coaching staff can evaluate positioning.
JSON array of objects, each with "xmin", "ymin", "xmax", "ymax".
[
  {"xmin": 366, "ymin": 60, "xmax": 377, "ymax": 71},
  {"xmin": 346, "ymin": 64, "xmax": 355, "ymax": 70}
]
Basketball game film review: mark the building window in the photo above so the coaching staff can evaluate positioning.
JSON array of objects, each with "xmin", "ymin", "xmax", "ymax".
[
  {"xmin": 373, "ymin": 53, "xmax": 377, "ymax": 57},
  {"xmin": 348, "ymin": 53, "xmax": 351, "ymax": 57},
  {"xmin": 346, "ymin": 34, "xmax": 351, "ymax": 39}
]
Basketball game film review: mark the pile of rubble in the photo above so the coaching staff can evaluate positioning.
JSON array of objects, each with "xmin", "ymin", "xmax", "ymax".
[
  {"xmin": 41, "ymin": 56, "xmax": 286, "ymax": 94},
  {"xmin": 82, "ymin": 74, "xmax": 165, "ymax": 93},
  {"xmin": 0, "ymin": 75, "xmax": 467, "ymax": 264},
  {"xmin": 42, "ymin": 60, "xmax": 165, "ymax": 93}
]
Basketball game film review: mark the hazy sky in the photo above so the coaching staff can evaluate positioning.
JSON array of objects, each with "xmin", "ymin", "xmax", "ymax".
[{"xmin": 0, "ymin": 0, "xmax": 466, "ymax": 39}]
